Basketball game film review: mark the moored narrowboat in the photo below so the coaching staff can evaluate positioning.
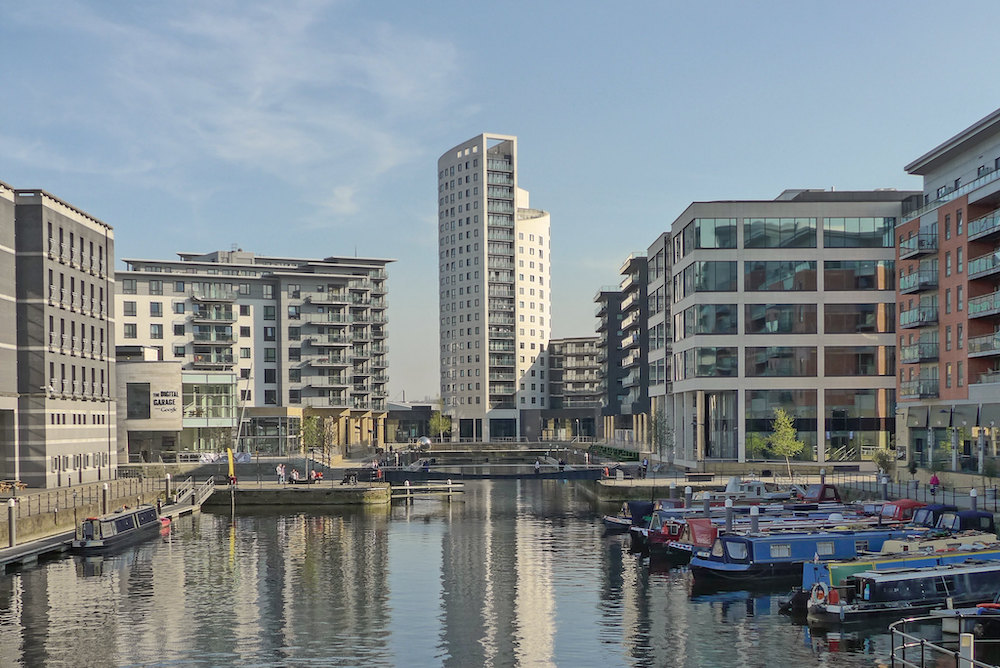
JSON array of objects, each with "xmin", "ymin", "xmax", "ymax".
[{"xmin": 72, "ymin": 504, "xmax": 167, "ymax": 553}]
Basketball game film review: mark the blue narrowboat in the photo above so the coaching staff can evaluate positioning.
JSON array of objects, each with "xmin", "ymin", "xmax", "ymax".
[
  {"xmin": 689, "ymin": 528, "xmax": 911, "ymax": 585},
  {"xmin": 71, "ymin": 504, "xmax": 167, "ymax": 554}
]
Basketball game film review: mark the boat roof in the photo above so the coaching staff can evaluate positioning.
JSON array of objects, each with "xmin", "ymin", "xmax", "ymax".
[
  {"xmin": 856, "ymin": 561, "xmax": 1000, "ymax": 582},
  {"xmin": 885, "ymin": 499, "xmax": 925, "ymax": 509}
]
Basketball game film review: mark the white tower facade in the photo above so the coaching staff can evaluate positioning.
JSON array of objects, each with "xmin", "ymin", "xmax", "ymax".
[{"xmin": 437, "ymin": 134, "xmax": 550, "ymax": 441}]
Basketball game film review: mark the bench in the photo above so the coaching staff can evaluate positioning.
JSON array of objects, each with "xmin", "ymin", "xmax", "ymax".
[{"xmin": 685, "ymin": 473, "xmax": 714, "ymax": 482}]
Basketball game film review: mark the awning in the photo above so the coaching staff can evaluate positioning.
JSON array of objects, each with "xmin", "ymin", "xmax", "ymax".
[
  {"xmin": 905, "ymin": 405, "xmax": 928, "ymax": 428},
  {"xmin": 928, "ymin": 405, "xmax": 952, "ymax": 428},
  {"xmin": 980, "ymin": 403, "xmax": 1000, "ymax": 428},
  {"xmin": 952, "ymin": 403, "xmax": 980, "ymax": 428}
]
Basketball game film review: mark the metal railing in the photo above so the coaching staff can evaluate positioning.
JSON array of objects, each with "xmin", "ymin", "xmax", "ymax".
[{"xmin": 890, "ymin": 615, "xmax": 999, "ymax": 668}]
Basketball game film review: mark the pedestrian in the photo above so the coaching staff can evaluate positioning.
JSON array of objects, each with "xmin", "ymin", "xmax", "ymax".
[
  {"xmin": 642, "ymin": 457, "xmax": 649, "ymax": 479},
  {"xmin": 276, "ymin": 463, "xmax": 283, "ymax": 484},
  {"xmin": 534, "ymin": 459, "xmax": 541, "ymax": 475},
  {"xmin": 929, "ymin": 472, "xmax": 940, "ymax": 496}
]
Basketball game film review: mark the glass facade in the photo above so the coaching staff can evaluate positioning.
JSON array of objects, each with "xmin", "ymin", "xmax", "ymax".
[
  {"xmin": 744, "ymin": 261, "xmax": 817, "ymax": 291},
  {"xmin": 745, "ymin": 389, "xmax": 817, "ymax": 461},
  {"xmin": 825, "ymin": 388, "xmax": 894, "ymax": 462},
  {"xmin": 681, "ymin": 218, "xmax": 737, "ymax": 254},
  {"xmin": 744, "ymin": 304, "xmax": 817, "ymax": 334},
  {"xmin": 824, "ymin": 260, "xmax": 895, "ymax": 290},
  {"xmin": 680, "ymin": 261, "xmax": 737, "ymax": 297},
  {"xmin": 680, "ymin": 303, "xmax": 737, "ymax": 339},
  {"xmin": 703, "ymin": 391, "xmax": 738, "ymax": 460},
  {"xmin": 745, "ymin": 346, "xmax": 817, "ymax": 376},
  {"xmin": 744, "ymin": 218, "xmax": 817, "ymax": 248},
  {"xmin": 823, "ymin": 217, "xmax": 895, "ymax": 248},
  {"xmin": 677, "ymin": 347, "xmax": 738, "ymax": 379},
  {"xmin": 824, "ymin": 303, "xmax": 895, "ymax": 333},
  {"xmin": 824, "ymin": 346, "xmax": 895, "ymax": 376},
  {"xmin": 240, "ymin": 416, "xmax": 302, "ymax": 455}
]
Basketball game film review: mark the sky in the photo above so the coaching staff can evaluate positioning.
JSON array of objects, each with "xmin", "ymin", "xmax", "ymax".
[{"xmin": 3, "ymin": 1, "xmax": 1000, "ymax": 402}]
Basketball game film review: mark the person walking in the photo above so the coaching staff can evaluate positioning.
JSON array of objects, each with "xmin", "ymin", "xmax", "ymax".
[
  {"xmin": 929, "ymin": 472, "xmax": 940, "ymax": 496},
  {"xmin": 534, "ymin": 459, "xmax": 541, "ymax": 475},
  {"xmin": 276, "ymin": 463, "xmax": 283, "ymax": 484}
]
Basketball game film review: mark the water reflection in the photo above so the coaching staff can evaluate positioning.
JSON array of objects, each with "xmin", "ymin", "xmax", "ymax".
[{"xmin": 0, "ymin": 481, "xmax": 897, "ymax": 667}]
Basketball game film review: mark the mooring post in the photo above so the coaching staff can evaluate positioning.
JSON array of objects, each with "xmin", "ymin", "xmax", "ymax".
[
  {"xmin": 669, "ymin": 481, "xmax": 676, "ymax": 500},
  {"xmin": 702, "ymin": 493, "xmax": 710, "ymax": 516},
  {"xmin": 971, "ymin": 488, "xmax": 978, "ymax": 512},
  {"xmin": 750, "ymin": 505, "xmax": 759, "ymax": 533},
  {"xmin": 684, "ymin": 486, "xmax": 692, "ymax": 509},
  {"xmin": 8, "ymin": 498, "xmax": 15, "ymax": 547},
  {"xmin": 102, "ymin": 483, "xmax": 109, "ymax": 515},
  {"xmin": 165, "ymin": 473, "xmax": 171, "ymax": 503},
  {"xmin": 725, "ymin": 498, "xmax": 734, "ymax": 533}
]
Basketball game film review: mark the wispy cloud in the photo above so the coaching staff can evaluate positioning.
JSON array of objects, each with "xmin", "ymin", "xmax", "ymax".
[{"xmin": 2, "ymin": 0, "xmax": 461, "ymax": 218}]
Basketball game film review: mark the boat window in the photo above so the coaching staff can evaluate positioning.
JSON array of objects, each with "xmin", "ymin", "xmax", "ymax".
[
  {"xmin": 911, "ymin": 509, "xmax": 933, "ymax": 526},
  {"xmin": 101, "ymin": 520, "xmax": 117, "ymax": 537},
  {"xmin": 137, "ymin": 509, "xmax": 157, "ymax": 525},
  {"xmin": 114, "ymin": 515, "xmax": 136, "ymax": 533},
  {"xmin": 854, "ymin": 541, "xmax": 868, "ymax": 553},
  {"xmin": 770, "ymin": 543, "xmax": 791, "ymax": 558},
  {"xmin": 816, "ymin": 541, "xmax": 835, "ymax": 556},
  {"xmin": 880, "ymin": 504, "xmax": 897, "ymax": 519},
  {"xmin": 979, "ymin": 517, "xmax": 994, "ymax": 530},
  {"xmin": 938, "ymin": 513, "xmax": 959, "ymax": 531},
  {"xmin": 823, "ymin": 487, "xmax": 837, "ymax": 500},
  {"xmin": 726, "ymin": 541, "xmax": 748, "ymax": 561},
  {"xmin": 711, "ymin": 539, "xmax": 725, "ymax": 558}
]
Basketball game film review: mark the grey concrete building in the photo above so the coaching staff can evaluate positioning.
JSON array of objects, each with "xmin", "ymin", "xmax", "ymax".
[
  {"xmin": 594, "ymin": 286, "xmax": 625, "ymax": 436},
  {"xmin": 0, "ymin": 182, "xmax": 17, "ymax": 480},
  {"xmin": 11, "ymin": 187, "xmax": 116, "ymax": 487},
  {"xmin": 538, "ymin": 336, "xmax": 600, "ymax": 440},
  {"xmin": 437, "ymin": 134, "xmax": 551, "ymax": 441},
  {"xmin": 115, "ymin": 249, "xmax": 390, "ymax": 458},
  {"xmin": 669, "ymin": 189, "xmax": 918, "ymax": 469},
  {"xmin": 646, "ymin": 232, "xmax": 673, "ymax": 459}
]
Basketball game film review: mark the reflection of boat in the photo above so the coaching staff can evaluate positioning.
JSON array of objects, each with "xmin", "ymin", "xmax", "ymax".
[
  {"xmin": 71, "ymin": 504, "xmax": 167, "ymax": 554},
  {"xmin": 807, "ymin": 561, "xmax": 1000, "ymax": 627}
]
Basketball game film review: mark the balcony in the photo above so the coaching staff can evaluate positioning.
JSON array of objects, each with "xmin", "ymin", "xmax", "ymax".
[
  {"xmin": 969, "ymin": 333, "xmax": 1000, "ymax": 358},
  {"xmin": 898, "ymin": 233, "xmax": 938, "ymax": 259},
  {"xmin": 489, "ymin": 372, "xmax": 516, "ymax": 381},
  {"xmin": 191, "ymin": 286, "xmax": 236, "ymax": 302},
  {"xmin": 899, "ymin": 342, "xmax": 939, "ymax": 364},
  {"xmin": 193, "ymin": 332, "xmax": 235, "ymax": 344},
  {"xmin": 302, "ymin": 396, "xmax": 349, "ymax": 408},
  {"xmin": 900, "ymin": 379, "xmax": 939, "ymax": 399},
  {"xmin": 190, "ymin": 308, "xmax": 236, "ymax": 323},
  {"xmin": 303, "ymin": 290, "xmax": 348, "ymax": 304},
  {"xmin": 308, "ymin": 355, "xmax": 352, "ymax": 366},
  {"xmin": 192, "ymin": 353, "xmax": 234, "ymax": 368},
  {"xmin": 487, "ymin": 159, "xmax": 513, "ymax": 173},
  {"xmin": 968, "ymin": 211, "xmax": 1000, "ymax": 242},
  {"xmin": 306, "ymin": 334, "xmax": 351, "ymax": 347},
  {"xmin": 969, "ymin": 251, "xmax": 1000, "ymax": 280},
  {"xmin": 903, "ymin": 166, "xmax": 1000, "ymax": 223},
  {"xmin": 969, "ymin": 291, "xmax": 1000, "ymax": 319},
  {"xmin": 899, "ymin": 270, "xmax": 938, "ymax": 294},
  {"xmin": 899, "ymin": 307, "xmax": 938, "ymax": 329},
  {"xmin": 307, "ymin": 376, "xmax": 348, "ymax": 388}
]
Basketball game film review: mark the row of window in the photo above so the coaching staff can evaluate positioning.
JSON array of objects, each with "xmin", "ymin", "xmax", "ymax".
[
  {"xmin": 673, "ymin": 303, "xmax": 895, "ymax": 339},
  {"xmin": 673, "ymin": 260, "xmax": 895, "ymax": 300},
  {"xmin": 674, "ymin": 345, "xmax": 896, "ymax": 379}
]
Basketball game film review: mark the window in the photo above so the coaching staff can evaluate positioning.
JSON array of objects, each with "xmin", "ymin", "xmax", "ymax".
[
  {"xmin": 958, "ymin": 361, "xmax": 964, "ymax": 388},
  {"xmin": 945, "ymin": 289, "xmax": 951, "ymax": 314},
  {"xmin": 240, "ymin": 326, "xmax": 250, "ymax": 337},
  {"xmin": 769, "ymin": 544, "xmax": 791, "ymax": 558},
  {"xmin": 289, "ymin": 389, "xmax": 301, "ymax": 404},
  {"xmin": 150, "ymin": 302, "xmax": 163, "ymax": 317},
  {"xmin": 239, "ymin": 305, "xmax": 250, "ymax": 316},
  {"xmin": 240, "ymin": 368, "xmax": 250, "ymax": 379},
  {"xmin": 263, "ymin": 285, "xmax": 274, "ymax": 299},
  {"xmin": 958, "ymin": 285, "xmax": 964, "ymax": 311},
  {"xmin": 946, "ymin": 326, "xmax": 952, "ymax": 351},
  {"xmin": 173, "ymin": 345, "xmax": 185, "ymax": 357},
  {"xmin": 945, "ymin": 252, "xmax": 951, "ymax": 277},
  {"xmin": 240, "ymin": 390, "xmax": 251, "ymax": 402},
  {"xmin": 824, "ymin": 217, "xmax": 894, "ymax": 248},
  {"xmin": 744, "ymin": 261, "xmax": 817, "ymax": 291},
  {"xmin": 123, "ymin": 323, "xmax": 137, "ymax": 339},
  {"xmin": 288, "ymin": 347, "xmax": 301, "ymax": 361},
  {"xmin": 240, "ymin": 347, "xmax": 251, "ymax": 359},
  {"xmin": 957, "ymin": 210, "xmax": 963, "ymax": 236},
  {"xmin": 816, "ymin": 541, "xmax": 835, "ymax": 556},
  {"xmin": 744, "ymin": 218, "xmax": 816, "ymax": 248},
  {"xmin": 150, "ymin": 324, "xmax": 163, "ymax": 339},
  {"xmin": 123, "ymin": 301, "xmax": 136, "ymax": 317},
  {"xmin": 288, "ymin": 326, "xmax": 300, "ymax": 341},
  {"xmin": 239, "ymin": 283, "xmax": 250, "ymax": 295},
  {"xmin": 173, "ymin": 302, "xmax": 185, "ymax": 314},
  {"xmin": 264, "ymin": 348, "xmax": 276, "ymax": 362},
  {"xmin": 945, "ymin": 215, "xmax": 951, "ymax": 240},
  {"xmin": 126, "ymin": 383, "xmax": 150, "ymax": 419},
  {"xmin": 958, "ymin": 323, "xmax": 964, "ymax": 349},
  {"xmin": 264, "ymin": 327, "xmax": 276, "ymax": 341},
  {"xmin": 149, "ymin": 280, "xmax": 163, "ymax": 295},
  {"xmin": 173, "ymin": 324, "xmax": 185, "ymax": 336},
  {"xmin": 264, "ymin": 368, "xmax": 276, "ymax": 383},
  {"xmin": 958, "ymin": 247, "xmax": 964, "ymax": 273},
  {"xmin": 264, "ymin": 390, "xmax": 277, "ymax": 405},
  {"xmin": 263, "ymin": 306, "xmax": 276, "ymax": 320},
  {"xmin": 288, "ymin": 368, "xmax": 300, "ymax": 383},
  {"xmin": 121, "ymin": 279, "xmax": 137, "ymax": 295}
]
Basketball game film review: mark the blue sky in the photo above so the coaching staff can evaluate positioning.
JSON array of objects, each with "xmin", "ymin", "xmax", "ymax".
[{"xmin": 3, "ymin": 1, "xmax": 1000, "ymax": 401}]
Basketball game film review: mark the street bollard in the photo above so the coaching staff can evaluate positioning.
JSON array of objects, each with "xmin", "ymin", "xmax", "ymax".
[
  {"xmin": 8, "ymin": 499, "xmax": 15, "ymax": 547},
  {"xmin": 102, "ymin": 483, "xmax": 109, "ymax": 515},
  {"xmin": 670, "ymin": 481, "xmax": 676, "ymax": 500},
  {"xmin": 725, "ymin": 499, "xmax": 733, "ymax": 533},
  {"xmin": 684, "ymin": 486, "xmax": 692, "ymax": 509},
  {"xmin": 820, "ymin": 468, "xmax": 826, "ymax": 485},
  {"xmin": 165, "ymin": 473, "xmax": 171, "ymax": 502},
  {"xmin": 881, "ymin": 476, "xmax": 889, "ymax": 501},
  {"xmin": 750, "ymin": 505, "xmax": 759, "ymax": 533},
  {"xmin": 971, "ymin": 488, "xmax": 978, "ymax": 512}
]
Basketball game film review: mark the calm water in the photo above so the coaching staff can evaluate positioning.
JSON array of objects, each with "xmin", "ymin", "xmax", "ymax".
[{"xmin": 0, "ymin": 480, "xmax": 892, "ymax": 667}]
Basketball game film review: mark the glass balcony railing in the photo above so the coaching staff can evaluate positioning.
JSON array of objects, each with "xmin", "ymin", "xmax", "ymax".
[
  {"xmin": 900, "ymin": 379, "xmax": 939, "ymax": 398},
  {"xmin": 899, "ymin": 270, "xmax": 938, "ymax": 294},
  {"xmin": 900, "ymin": 342, "xmax": 939, "ymax": 364},
  {"xmin": 969, "ymin": 291, "xmax": 1000, "ymax": 318},
  {"xmin": 899, "ymin": 307, "xmax": 938, "ymax": 328},
  {"xmin": 899, "ymin": 233, "xmax": 938, "ymax": 258},
  {"xmin": 903, "ymin": 167, "xmax": 1000, "ymax": 223},
  {"xmin": 968, "ymin": 211, "xmax": 1000, "ymax": 241},
  {"xmin": 969, "ymin": 333, "xmax": 1000, "ymax": 357},
  {"xmin": 969, "ymin": 251, "xmax": 1000, "ymax": 279}
]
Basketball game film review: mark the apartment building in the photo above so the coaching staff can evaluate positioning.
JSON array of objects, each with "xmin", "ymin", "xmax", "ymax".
[
  {"xmin": 614, "ymin": 254, "xmax": 650, "ymax": 444},
  {"xmin": 646, "ymin": 232, "xmax": 673, "ymax": 458},
  {"xmin": 438, "ymin": 134, "xmax": 551, "ymax": 441},
  {"xmin": 3, "ymin": 185, "xmax": 117, "ymax": 487},
  {"xmin": 669, "ymin": 189, "xmax": 918, "ymax": 469},
  {"xmin": 594, "ymin": 286, "xmax": 625, "ymax": 437},
  {"xmin": 535, "ymin": 336, "xmax": 601, "ymax": 440},
  {"xmin": 115, "ymin": 249, "xmax": 390, "ymax": 458},
  {"xmin": 899, "ymin": 107, "xmax": 1000, "ymax": 471}
]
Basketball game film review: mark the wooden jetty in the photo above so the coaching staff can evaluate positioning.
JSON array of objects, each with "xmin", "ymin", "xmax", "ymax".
[{"xmin": 390, "ymin": 480, "xmax": 465, "ymax": 502}]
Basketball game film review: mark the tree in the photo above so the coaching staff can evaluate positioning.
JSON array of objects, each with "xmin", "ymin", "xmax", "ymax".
[
  {"xmin": 870, "ymin": 448, "xmax": 895, "ymax": 478},
  {"xmin": 767, "ymin": 407, "xmax": 804, "ymax": 478},
  {"xmin": 907, "ymin": 459, "xmax": 918, "ymax": 480},
  {"xmin": 301, "ymin": 415, "xmax": 321, "ymax": 450},
  {"xmin": 429, "ymin": 410, "xmax": 451, "ymax": 441},
  {"xmin": 746, "ymin": 433, "xmax": 769, "ymax": 461},
  {"xmin": 649, "ymin": 407, "xmax": 671, "ymax": 460}
]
